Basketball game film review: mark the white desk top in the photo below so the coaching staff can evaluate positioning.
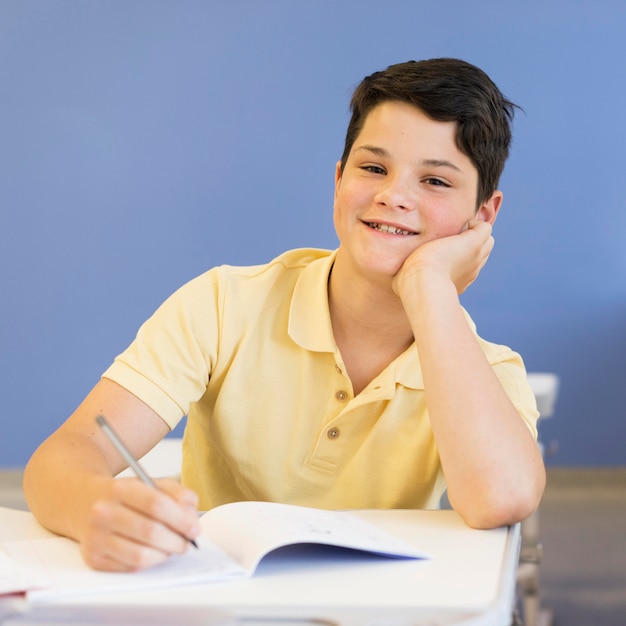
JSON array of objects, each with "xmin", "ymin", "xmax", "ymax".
[{"xmin": 0, "ymin": 506, "xmax": 519, "ymax": 626}]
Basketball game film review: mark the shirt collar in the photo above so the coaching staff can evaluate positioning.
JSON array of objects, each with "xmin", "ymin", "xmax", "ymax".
[
  {"xmin": 393, "ymin": 346, "xmax": 424, "ymax": 390},
  {"xmin": 287, "ymin": 249, "xmax": 424, "ymax": 390},
  {"xmin": 288, "ymin": 250, "xmax": 337, "ymax": 353}
]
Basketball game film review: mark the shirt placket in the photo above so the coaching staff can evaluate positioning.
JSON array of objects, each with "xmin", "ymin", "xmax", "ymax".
[{"xmin": 307, "ymin": 359, "xmax": 394, "ymax": 470}]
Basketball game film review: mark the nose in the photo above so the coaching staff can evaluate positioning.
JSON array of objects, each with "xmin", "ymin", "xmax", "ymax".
[{"xmin": 374, "ymin": 172, "xmax": 415, "ymax": 211}]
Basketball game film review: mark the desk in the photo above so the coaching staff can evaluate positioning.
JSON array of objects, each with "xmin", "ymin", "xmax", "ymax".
[{"xmin": 0, "ymin": 506, "xmax": 519, "ymax": 626}]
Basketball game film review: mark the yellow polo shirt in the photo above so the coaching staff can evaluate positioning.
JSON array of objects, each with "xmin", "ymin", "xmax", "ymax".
[{"xmin": 103, "ymin": 248, "xmax": 538, "ymax": 511}]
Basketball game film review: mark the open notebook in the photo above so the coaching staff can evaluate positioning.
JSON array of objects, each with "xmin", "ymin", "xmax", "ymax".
[{"xmin": 1, "ymin": 501, "xmax": 427, "ymax": 601}]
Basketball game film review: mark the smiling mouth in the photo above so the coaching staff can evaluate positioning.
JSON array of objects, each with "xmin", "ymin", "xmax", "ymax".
[{"xmin": 366, "ymin": 222, "xmax": 417, "ymax": 236}]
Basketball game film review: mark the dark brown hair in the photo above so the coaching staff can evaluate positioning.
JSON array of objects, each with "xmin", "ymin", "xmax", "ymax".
[{"xmin": 340, "ymin": 58, "xmax": 518, "ymax": 207}]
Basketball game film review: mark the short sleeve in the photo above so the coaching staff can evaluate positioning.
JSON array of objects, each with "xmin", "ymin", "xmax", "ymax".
[{"xmin": 102, "ymin": 270, "xmax": 222, "ymax": 429}]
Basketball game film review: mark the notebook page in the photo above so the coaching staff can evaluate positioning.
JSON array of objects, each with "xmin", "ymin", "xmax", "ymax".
[{"xmin": 3, "ymin": 535, "xmax": 246, "ymax": 601}]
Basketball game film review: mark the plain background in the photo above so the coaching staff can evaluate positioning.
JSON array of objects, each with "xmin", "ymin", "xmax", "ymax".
[{"xmin": 1, "ymin": 0, "xmax": 625, "ymax": 468}]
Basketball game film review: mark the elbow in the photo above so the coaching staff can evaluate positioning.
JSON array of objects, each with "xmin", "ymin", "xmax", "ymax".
[{"xmin": 451, "ymin": 469, "xmax": 546, "ymax": 529}]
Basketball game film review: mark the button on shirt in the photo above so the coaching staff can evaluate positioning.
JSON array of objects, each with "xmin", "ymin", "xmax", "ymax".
[{"xmin": 103, "ymin": 248, "xmax": 539, "ymax": 512}]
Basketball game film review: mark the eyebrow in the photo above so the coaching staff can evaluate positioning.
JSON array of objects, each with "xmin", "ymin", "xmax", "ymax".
[
  {"xmin": 355, "ymin": 145, "xmax": 462, "ymax": 172},
  {"xmin": 355, "ymin": 145, "xmax": 389, "ymax": 158}
]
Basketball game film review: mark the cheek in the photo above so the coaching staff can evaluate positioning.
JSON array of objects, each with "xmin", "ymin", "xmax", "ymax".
[
  {"xmin": 429, "ymin": 219, "xmax": 464, "ymax": 239},
  {"xmin": 427, "ymin": 205, "xmax": 473, "ymax": 238},
  {"xmin": 335, "ymin": 181, "xmax": 355, "ymax": 208},
  {"xmin": 332, "ymin": 205, "xmax": 341, "ymax": 234},
  {"xmin": 332, "ymin": 193, "xmax": 344, "ymax": 223},
  {"xmin": 332, "ymin": 194, "xmax": 349, "ymax": 237},
  {"xmin": 333, "ymin": 185, "xmax": 357, "ymax": 223}
]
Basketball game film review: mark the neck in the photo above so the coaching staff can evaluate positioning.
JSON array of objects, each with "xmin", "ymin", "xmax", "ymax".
[
  {"xmin": 329, "ymin": 250, "xmax": 412, "ymax": 337},
  {"xmin": 327, "ymin": 252, "xmax": 415, "ymax": 393}
]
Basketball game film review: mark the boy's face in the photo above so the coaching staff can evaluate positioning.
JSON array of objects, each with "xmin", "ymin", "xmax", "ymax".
[{"xmin": 333, "ymin": 100, "xmax": 501, "ymax": 280}]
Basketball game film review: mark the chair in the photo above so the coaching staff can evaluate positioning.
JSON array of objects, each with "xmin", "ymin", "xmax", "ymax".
[{"xmin": 517, "ymin": 372, "xmax": 560, "ymax": 626}]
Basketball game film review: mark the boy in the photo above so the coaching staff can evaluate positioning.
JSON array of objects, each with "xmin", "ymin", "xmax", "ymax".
[{"xmin": 24, "ymin": 58, "xmax": 545, "ymax": 572}]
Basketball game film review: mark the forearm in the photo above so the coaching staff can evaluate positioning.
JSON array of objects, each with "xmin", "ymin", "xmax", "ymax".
[
  {"xmin": 23, "ymin": 379, "xmax": 200, "ymax": 571},
  {"xmin": 406, "ymin": 274, "xmax": 545, "ymax": 527},
  {"xmin": 23, "ymin": 431, "xmax": 116, "ymax": 541}
]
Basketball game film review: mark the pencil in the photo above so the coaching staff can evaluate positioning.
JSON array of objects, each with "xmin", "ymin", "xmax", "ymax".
[{"xmin": 95, "ymin": 414, "xmax": 198, "ymax": 549}]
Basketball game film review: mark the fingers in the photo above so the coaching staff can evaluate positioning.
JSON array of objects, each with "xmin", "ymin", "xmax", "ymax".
[
  {"xmin": 465, "ymin": 218, "xmax": 492, "ymax": 238},
  {"xmin": 81, "ymin": 479, "xmax": 201, "ymax": 571},
  {"xmin": 154, "ymin": 477, "xmax": 200, "ymax": 511},
  {"xmin": 81, "ymin": 520, "xmax": 172, "ymax": 572},
  {"xmin": 394, "ymin": 218, "xmax": 496, "ymax": 301},
  {"xmin": 464, "ymin": 219, "xmax": 494, "ymax": 261},
  {"xmin": 445, "ymin": 220, "xmax": 494, "ymax": 294}
]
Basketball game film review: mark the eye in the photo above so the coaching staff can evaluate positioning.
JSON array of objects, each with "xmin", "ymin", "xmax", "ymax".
[
  {"xmin": 424, "ymin": 177, "xmax": 451, "ymax": 188},
  {"xmin": 360, "ymin": 165, "xmax": 386, "ymax": 175}
]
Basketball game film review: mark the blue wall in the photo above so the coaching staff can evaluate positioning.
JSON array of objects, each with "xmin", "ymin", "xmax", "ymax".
[{"xmin": 1, "ymin": 0, "xmax": 625, "ymax": 468}]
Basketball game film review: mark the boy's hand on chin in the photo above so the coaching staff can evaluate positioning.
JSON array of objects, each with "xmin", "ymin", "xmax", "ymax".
[{"xmin": 392, "ymin": 219, "xmax": 494, "ymax": 300}]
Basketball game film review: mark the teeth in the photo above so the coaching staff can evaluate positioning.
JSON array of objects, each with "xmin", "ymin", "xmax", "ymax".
[{"xmin": 368, "ymin": 222, "xmax": 414, "ymax": 236}]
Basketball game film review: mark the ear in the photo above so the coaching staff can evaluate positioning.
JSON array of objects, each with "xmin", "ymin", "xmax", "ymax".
[
  {"xmin": 334, "ymin": 161, "xmax": 343, "ymax": 202},
  {"xmin": 476, "ymin": 190, "xmax": 503, "ymax": 225}
]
